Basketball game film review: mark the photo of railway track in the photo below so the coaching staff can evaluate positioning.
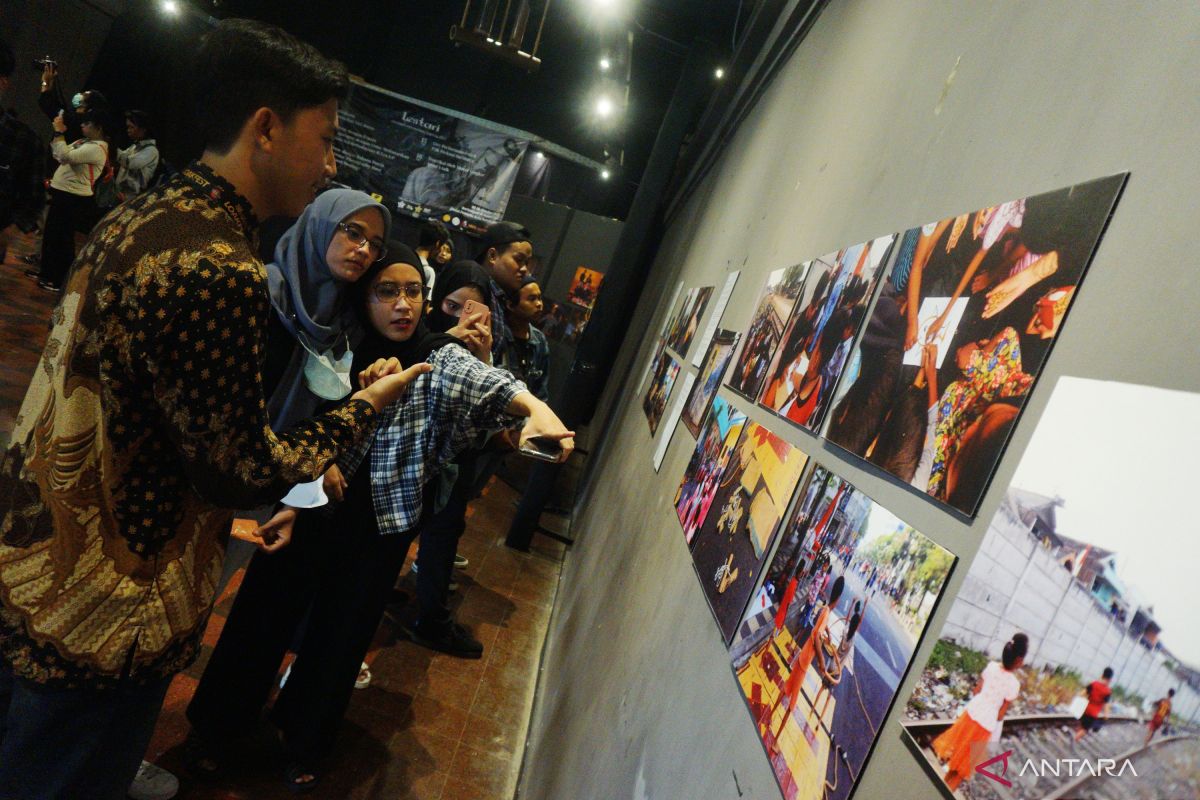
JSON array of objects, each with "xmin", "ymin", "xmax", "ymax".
[{"xmin": 902, "ymin": 378, "xmax": 1200, "ymax": 799}]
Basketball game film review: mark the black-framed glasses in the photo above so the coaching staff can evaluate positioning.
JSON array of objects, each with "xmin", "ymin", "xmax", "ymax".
[
  {"xmin": 336, "ymin": 221, "xmax": 387, "ymax": 261},
  {"xmin": 372, "ymin": 281, "xmax": 425, "ymax": 305}
]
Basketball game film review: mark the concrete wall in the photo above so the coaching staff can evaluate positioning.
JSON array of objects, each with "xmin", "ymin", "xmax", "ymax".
[
  {"xmin": 521, "ymin": 1, "xmax": 1200, "ymax": 799},
  {"xmin": 942, "ymin": 497, "xmax": 1200, "ymax": 724}
]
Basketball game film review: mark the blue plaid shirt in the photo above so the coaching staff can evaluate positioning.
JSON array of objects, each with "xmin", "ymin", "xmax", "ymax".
[{"xmin": 339, "ymin": 344, "xmax": 526, "ymax": 535}]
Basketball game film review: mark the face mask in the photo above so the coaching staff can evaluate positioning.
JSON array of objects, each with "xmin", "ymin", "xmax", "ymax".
[
  {"xmin": 300, "ymin": 338, "xmax": 353, "ymax": 401},
  {"xmin": 71, "ymin": 93, "xmax": 84, "ymax": 109}
]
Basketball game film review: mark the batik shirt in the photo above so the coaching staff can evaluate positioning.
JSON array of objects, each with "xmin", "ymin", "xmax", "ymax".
[
  {"xmin": 0, "ymin": 163, "xmax": 376, "ymax": 688},
  {"xmin": 339, "ymin": 344, "xmax": 526, "ymax": 536}
]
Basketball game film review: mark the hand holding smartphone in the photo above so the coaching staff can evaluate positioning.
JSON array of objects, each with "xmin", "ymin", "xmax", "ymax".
[{"xmin": 460, "ymin": 298, "xmax": 491, "ymax": 327}]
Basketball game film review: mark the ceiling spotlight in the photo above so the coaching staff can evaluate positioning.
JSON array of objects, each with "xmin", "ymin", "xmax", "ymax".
[
  {"xmin": 600, "ymin": 168, "xmax": 611, "ymax": 180},
  {"xmin": 161, "ymin": 0, "xmax": 180, "ymax": 12},
  {"xmin": 714, "ymin": 66, "xmax": 725, "ymax": 80},
  {"xmin": 599, "ymin": 57, "xmax": 611, "ymax": 71},
  {"xmin": 594, "ymin": 96, "xmax": 615, "ymax": 118}
]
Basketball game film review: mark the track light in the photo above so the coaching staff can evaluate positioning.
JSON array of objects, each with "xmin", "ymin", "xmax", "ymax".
[
  {"xmin": 161, "ymin": 0, "xmax": 179, "ymax": 13},
  {"xmin": 599, "ymin": 56, "xmax": 611, "ymax": 71},
  {"xmin": 714, "ymin": 66, "xmax": 725, "ymax": 80},
  {"xmin": 600, "ymin": 168, "xmax": 611, "ymax": 180},
  {"xmin": 595, "ymin": 96, "xmax": 615, "ymax": 118}
]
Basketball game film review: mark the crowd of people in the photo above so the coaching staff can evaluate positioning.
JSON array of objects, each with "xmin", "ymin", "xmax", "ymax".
[{"xmin": 0, "ymin": 19, "xmax": 569, "ymax": 800}]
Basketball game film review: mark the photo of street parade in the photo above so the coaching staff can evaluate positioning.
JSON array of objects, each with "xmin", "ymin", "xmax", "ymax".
[
  {"xmin": 730, "ymin": 464, "xmax": 954, "ymax": 800},
  {"xmin": 825, "ymin": 174, "xmax": 1127, "ymax": 516},
  {"xmin": 902, "ymin": 378, "xmax": 1200, "ymax": 800},
  {"xmin": 726, "ymin": 264, "xmax": 810, "ymax": 401},
  {"xmin": 758, "ymin": 235, "xmax": 896, "ymax": 432},
  {"xmin": 642, "ymin": 349, "xmax": 681, "ymax": 435},
  {"xmin": 688, "ymin": 421, "xmax": 809, "ymax": 643},
  {"xmin": 664, "ymin": 285, "xmax": 715, "ymax": 359},
  {"xmin": 676, "ymin": 396, "xmax": 748, "ymax": 546},
  {"xmin": 682, "ymin": 330, "xmax": 740, "ymax": 438}
]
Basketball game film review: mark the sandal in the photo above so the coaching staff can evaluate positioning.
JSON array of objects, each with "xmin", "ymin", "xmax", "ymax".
[{"xmin": 284, "ymin": 762, "xmax": 321, "ymax": 794}]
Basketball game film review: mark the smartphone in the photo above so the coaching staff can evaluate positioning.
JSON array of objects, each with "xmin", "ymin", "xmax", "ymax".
[
  {"xmin": 461, "ymin": 298, "xmax": 491, "ymax": 326},
  {"xmin": 519, "ymin": 435, "xmax": 564, "ymax": 463}
]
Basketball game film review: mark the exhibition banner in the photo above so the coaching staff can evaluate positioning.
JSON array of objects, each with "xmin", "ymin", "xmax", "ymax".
[{"xmin": 332, "ymin": 81, "xmax": 530, "ymax": 235}]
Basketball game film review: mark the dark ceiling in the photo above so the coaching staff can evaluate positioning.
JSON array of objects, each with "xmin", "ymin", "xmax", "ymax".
[{"xmin": 211, "ymin": 0, "xmax": 745, "ymax": 214}]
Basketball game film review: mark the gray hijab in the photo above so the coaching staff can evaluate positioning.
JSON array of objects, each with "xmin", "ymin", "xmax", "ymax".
[{"xmin": 265, "ymin": 188, "xmax": 391, "ymax": 430}]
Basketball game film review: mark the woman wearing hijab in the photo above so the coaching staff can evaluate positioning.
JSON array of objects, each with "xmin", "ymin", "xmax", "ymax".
[
  {"xmin": 399, "ymin": 260, "xmax": 496, "ymax": 653},
  {"xmin": 262, "ymin": 188, "xmax": 390, "ymax": 431},
  {"xmin": 186, "ymin": 244, "xmax": 572, "ymax": 792}
]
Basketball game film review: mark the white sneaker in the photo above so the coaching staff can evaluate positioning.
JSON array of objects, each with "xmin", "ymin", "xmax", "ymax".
[
  {"xmin": 127, "ymin": 760, "xmax": 179, "ymax": 800},
  {"xmin": 454, "ymin": 553, "xmax": 469, "ymax": 569}
]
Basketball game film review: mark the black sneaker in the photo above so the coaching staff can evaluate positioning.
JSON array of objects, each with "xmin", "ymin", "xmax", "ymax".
[
  {"xmin": 407, "ymin": 621, "xmax": 483, "ymax": 659},
  {"xmin": 37, "ymin": 280, "xmax": 61, "ymax": 293}
]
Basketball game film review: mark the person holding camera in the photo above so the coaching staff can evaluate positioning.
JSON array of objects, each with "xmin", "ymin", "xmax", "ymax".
[
  {"xmin": 0, "ymin": 40, "xmax": 46, "ymax": 264},
  {"xmin": 37, "ymin": 60, "xmax": 108, "ymax": 142},
  {"xmin": 32, "ymin": 108, "xmax": 110, "ymax": 291}
]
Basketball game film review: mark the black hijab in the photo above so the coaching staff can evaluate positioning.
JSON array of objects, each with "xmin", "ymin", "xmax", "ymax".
[
  {"xmin": 428, "ymin": 260, "xmax": 493, "ymax": 333},
  {"xmin": 350, "ymin": 241, "xmax": 464, "ymax": 389}
]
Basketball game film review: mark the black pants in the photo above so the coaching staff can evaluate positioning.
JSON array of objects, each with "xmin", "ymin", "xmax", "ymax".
[
  {"xmin": 187, "ymin": 469, "xmax": 414, "ymax": 761},
  {"xmin": 38, "ymin": 188, "xmax": 93, "ymax": 288},
  {"xmin": 413, "ymin": 450, "xmax": 503, "ymax": 629}
]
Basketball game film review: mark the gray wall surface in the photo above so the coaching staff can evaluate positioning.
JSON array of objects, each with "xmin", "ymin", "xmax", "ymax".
[{"xmin": 519, "ymin": 1, "xmax": 1200, "ymax": 799}]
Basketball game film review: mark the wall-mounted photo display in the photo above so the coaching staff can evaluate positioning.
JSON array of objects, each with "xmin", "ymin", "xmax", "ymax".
[
  {"xmin": 642, "ymin": 350, "xmax": 682, "ymax": 435},
  {"xmin": 665, "ymin": 285, "xmax": 716, "ymax": 359},
  {"xmin": 758, "ymin": 235, "xmax": 897, "ymax": 432},
  {"xmin": 730, "ymin": 464, "xmax": 955, "ymax": 800},
  {"xmin": 688, "ymin": 422, "xmax": 809, "ymax": 643},
  {"xmin": 540, "ymin": 298, "xmax": 591, "ymax": 344},
  {"xmin": 901, "ymin": 378, "xmax": 1200, "ymax": 800},
  {"xmin": 726, "ymin": 264, "xmax": 810, "ymax": 402},
  {"xmin": 824, "ymin": 173, "xmax": 1127, "ymax": 516},
  {"xmin": 682, "ymin": 330, "xmax": 741, "ymax": 438},
  {"xmin": 566, "ymin": 266, "xmax": 604, "ymax": 309},
  {"xmin": 675, "ymin": 396, "xmax": 748, "ymax": 545}
]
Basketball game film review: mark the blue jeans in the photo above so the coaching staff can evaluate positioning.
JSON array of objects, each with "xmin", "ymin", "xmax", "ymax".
[{"xmin": 0, "ymin": 657, "xmax": 171, "ymax": 800}]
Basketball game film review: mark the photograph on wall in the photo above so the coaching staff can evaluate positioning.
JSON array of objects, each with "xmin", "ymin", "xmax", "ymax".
[
  {"xmin": 901, "ymin": 378, "xmax": 1200, "ymax": 800},
  {"xmin": 566, "ymin": 267, "xmax": 604, "ymax": 310},
  {"xmin": 689, "ymin": 422, "xmax": 809, "ymax": 643},
  {"xmin": 731, "ymin": 464, "xmax": 955, "ymax": 800},
  {"xmin": 682, "ymin": 330, "xmax": 741, "ymax": 438},
  {"xmin": 642, "ymin": 350, "xmax": 682, "ymax": 436},
  {"xmin": 665, "ymin": 285, "xmax": 716, "ymax": 359},
  {"xmin": 758, "ymin": 235, "xmax": 897, "ymax": 432},
  {"xmin": 726, "ymin": 264, "xmax": 810, "ymax": 402},
  {"xmin": 675, "ymin": 396, "xmax": 749, "ymax": 546},
  {"xmin": 825, "ymin": 173, "xmax": 1127, "ymax": 516},
  {"xmin": 540, "ymin": 299, "xmax": 591, "ymax": 345}
]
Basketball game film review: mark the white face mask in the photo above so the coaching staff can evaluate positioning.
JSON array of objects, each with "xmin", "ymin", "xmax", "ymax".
[{"xmin": 300, "ymin": 337, "xmax": 353, "ymax": 401}]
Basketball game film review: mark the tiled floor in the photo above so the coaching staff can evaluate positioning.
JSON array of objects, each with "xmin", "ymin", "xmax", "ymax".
[{"xmin": 0, "ymin": 228, "xmax": 566, "ymax": 800}]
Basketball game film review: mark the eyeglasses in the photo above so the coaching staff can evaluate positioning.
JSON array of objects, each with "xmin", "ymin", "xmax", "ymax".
[
  {"xmin": 336, "ymin": 222, "xmax": 387, "ymax": 261},
  {"xmin": 372, "ymin": 282, "xmax": 425, "ymax": 305}
]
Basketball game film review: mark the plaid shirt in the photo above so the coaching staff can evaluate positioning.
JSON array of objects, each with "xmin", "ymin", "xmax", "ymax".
[
  {"xmin": 0, "ymin": 110, "xmax": 46, "ymax": 230},
  {"xmin": 340, "ymin": 344, "xmax": 526, "ymax": 535}
]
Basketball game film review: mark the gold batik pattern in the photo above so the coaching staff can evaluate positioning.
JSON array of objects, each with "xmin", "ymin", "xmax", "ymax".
[{"xmin": 0, "ymin": 164, "xmax": 375, "ymax": 688}]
